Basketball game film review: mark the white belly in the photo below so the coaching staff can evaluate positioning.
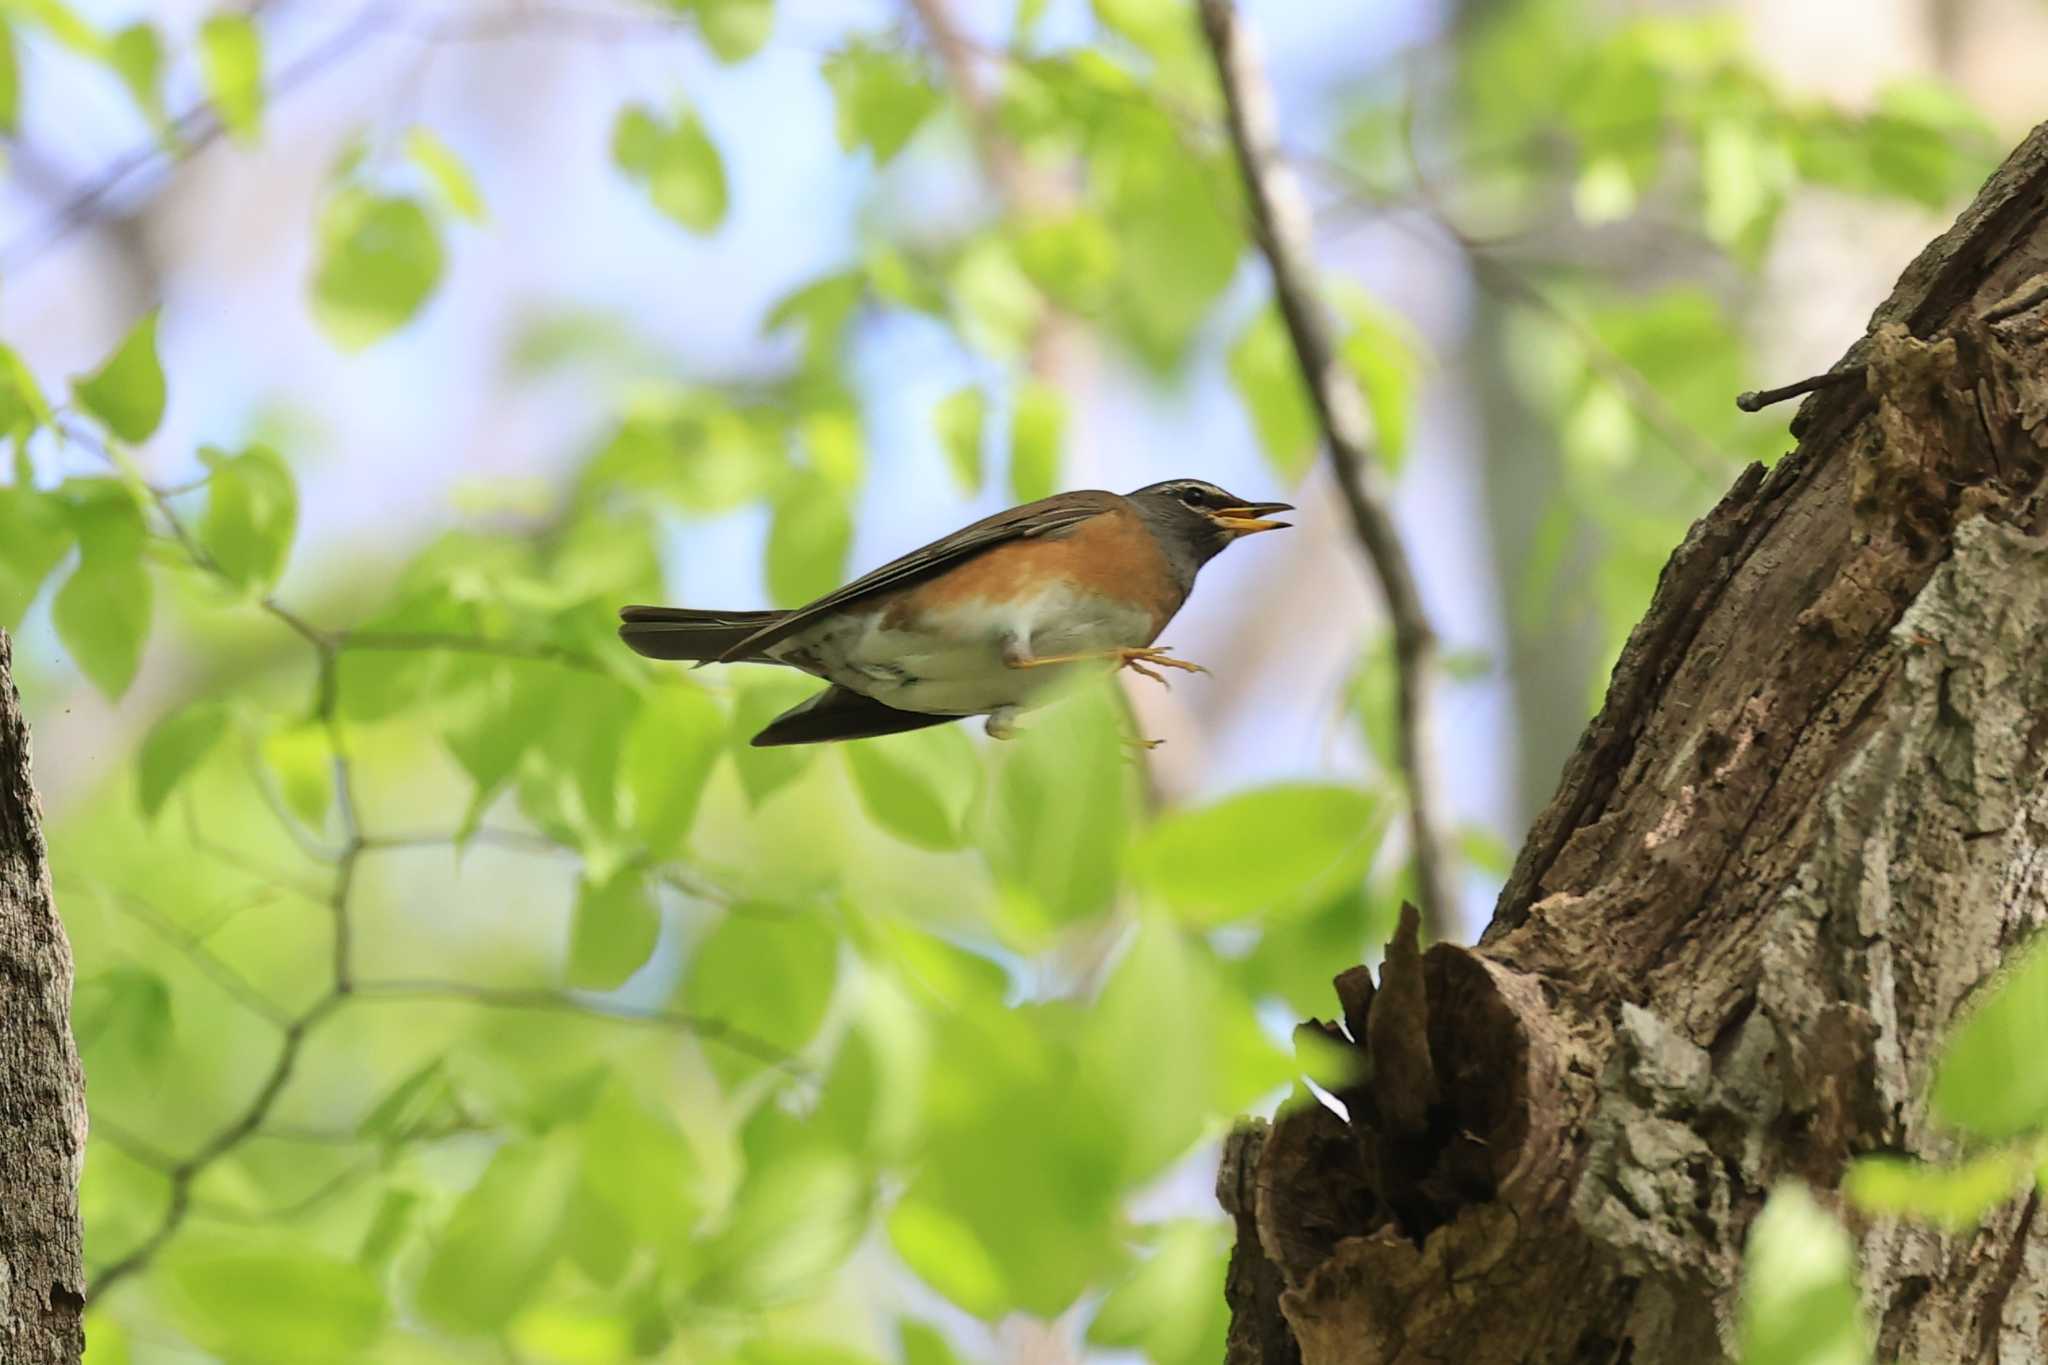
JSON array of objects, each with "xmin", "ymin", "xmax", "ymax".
[{"xmin": 767, "ymin": 582, "xmax": 1161, "ymax": 717}]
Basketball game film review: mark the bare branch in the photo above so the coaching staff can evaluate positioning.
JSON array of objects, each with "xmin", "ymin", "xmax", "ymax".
[{"xmin": 1196, "ymin": 0, "xmax": 1455, "ymax": 939}]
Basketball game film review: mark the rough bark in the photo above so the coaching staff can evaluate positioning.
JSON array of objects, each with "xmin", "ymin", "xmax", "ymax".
[
  {"xmin": 1223, "ymin": 122, "xmax": 2048, "ymax": 1364},
  {"xmin": 0, "ymin": 631, "xmax": 87, "ymax": 1365}
]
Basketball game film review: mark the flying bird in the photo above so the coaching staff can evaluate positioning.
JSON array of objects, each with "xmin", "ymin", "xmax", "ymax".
[{"xmin": 619, "ymin": 479, "xmax": 1292, "ymax": 746}]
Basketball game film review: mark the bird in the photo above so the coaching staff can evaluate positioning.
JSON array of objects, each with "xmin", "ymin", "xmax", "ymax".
[{"xmin": 618, "ymin": 478, "xmax": 1293, "ymax": 747}]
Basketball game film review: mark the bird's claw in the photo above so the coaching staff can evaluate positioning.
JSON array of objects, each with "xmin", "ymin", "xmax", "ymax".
[{"xmin": 1118, "ymin": 646, "xmax": 1208, "ymax": 689}]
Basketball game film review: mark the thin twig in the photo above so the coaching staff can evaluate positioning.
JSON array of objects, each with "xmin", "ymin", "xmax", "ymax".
[
  {"xmin": 107, "ymin": 892, "xmax": 295, "ymax": 1029},
  {"xmin": 336, "ymin": 629, "xmax": 610, "ymax": 674},
  {"xmin": 1197, "ymin": 0, "xmax": 1454, "ymax": 939},
  {"xmin": 351, "ymin": 978, "xmax": 811, "ymax": 1077},
  {"xmin": 1736, "ymin": 367, "xmax": 1865, "ymax": 413}
]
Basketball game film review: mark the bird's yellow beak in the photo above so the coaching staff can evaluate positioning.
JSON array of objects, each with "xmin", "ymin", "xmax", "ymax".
[{"xmin": 1212, "ymin": 502, "xmax": 1294, "ymax": 535}]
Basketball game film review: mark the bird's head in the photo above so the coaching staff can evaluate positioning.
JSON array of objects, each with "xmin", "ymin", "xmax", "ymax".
[{"xmin": 1127, "ymin": 478, "xmax": 1293, "ymax": 566}]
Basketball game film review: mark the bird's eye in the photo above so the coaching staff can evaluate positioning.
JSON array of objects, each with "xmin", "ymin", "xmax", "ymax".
[{"xmin": 1177, "ymin": 486, "xmax": 1204, "ymax": 505}]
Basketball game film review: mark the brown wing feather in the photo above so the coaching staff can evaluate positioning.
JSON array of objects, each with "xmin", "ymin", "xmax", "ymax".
[{"xmin": 721, "ymin": 490, "xmax": 1124, "ymax": 659}]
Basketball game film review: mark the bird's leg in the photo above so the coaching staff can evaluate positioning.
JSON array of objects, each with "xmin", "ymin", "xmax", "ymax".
[
  {"xmin": 985, "ymin": 705, "xmax": 1022, "ymax": 741},
  {"xmin": 999, "ymin": 638, "xmax": 1209, "ymax": 690}
]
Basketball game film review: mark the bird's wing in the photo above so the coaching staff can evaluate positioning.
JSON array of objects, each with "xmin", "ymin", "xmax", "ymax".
[{"xmin": 721, "ymin": 490, "xmax": 1122, "ymax": 659}]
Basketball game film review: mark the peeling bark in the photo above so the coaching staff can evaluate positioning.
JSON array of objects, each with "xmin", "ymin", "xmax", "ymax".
[
  {"xmin": 0, "ymin": 632, "xmax": 87, "ymax": 1365},
  {"xmin": 1224, "ymin": 123, "xmax": 2048, "ymax": 1363}
]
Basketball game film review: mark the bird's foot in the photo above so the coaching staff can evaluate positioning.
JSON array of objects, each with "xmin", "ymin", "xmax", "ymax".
[
  {"xmin": 985, "ymin": 706, "xmax": 1023, "ymax": 741},
  {"xmin": 1115, "ymin": 646, "xmax": 1208, "ymax": 689},
  {"xmin": 1121, "ymin": 734, "xmax": 1165, "ymax": 753}
]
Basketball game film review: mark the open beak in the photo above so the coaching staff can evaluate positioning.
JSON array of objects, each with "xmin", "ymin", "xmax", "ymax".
[{"xmin": 1212, "ymin": 501, "xmax": 1294, "ymax": 536}]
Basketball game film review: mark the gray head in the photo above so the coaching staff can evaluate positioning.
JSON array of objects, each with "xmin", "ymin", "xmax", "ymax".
[{"xmin": 1125, "ymin": 478, "xmax": 1293, "ymax": 576}]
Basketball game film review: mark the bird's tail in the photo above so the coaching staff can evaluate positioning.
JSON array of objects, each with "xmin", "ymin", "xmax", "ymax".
[{"xmin": 617, "ymin": 605, "xmax": 787, "ymax": 662}]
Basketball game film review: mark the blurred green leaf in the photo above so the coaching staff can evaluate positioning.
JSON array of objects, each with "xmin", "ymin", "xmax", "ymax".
[
  {"xmin": 1086, "ymin": 1219, "xmax": 1230, "ymax": 1365},
  {"xmin": 1337, "ymin": 289, "xmax": 1425, "ymax": 473},
  {"xmin": 53, "ymin": 479, "xmax": 151, "ymax": 698},
  {"xmin": 694, "ymin": 1149, "xmax": 867, "ymax": 1303},
  {"xmin": 1843, "ymin": 1148, "xmax": 2034, "ymax": 1231},
  {"xmin": 978, "ymin": 683, "xmax": 1132, "ymax": 941},
  {"xmin": 417, "ymin": 1134, "xmax": 580, "ymax": 1334},
  {"xmin": 680, "ymin": 0, "xmax": 773, "ymax": 62},
  {"xmin": 1931, "ymin": 936, "xmax": 2048, "ymax": 1140},
  {"xmin": 1093, "ymin": 107, "xmax": 1239, "ymax": 368},
  {"xmin": 934, "ymin": 386, "xmax": 987, "ymax": 494},
  {"xmin": 309, "ymin": 189, "xmax": 445, "ymax": 349},
  {"xmin": 136, "ymin": 701, "xmax": 230, "ymax": 820},
  {"xmin": 161, "ymin": 1238, "xmax": 387, "ymax": 1364},
  {"xmin": 682, "ymin": 909, "xmax": 837, "ymax": 1084},
  {"xmin": 845, "ymin": 724, "xmax": 979, "ymax": 851},
  {"xmin": 1738, "ymin": 1184, "xmax": 1871, "ymax": 1365},
  {"xmin": 823, "ymin": 41, "xmax": 939, "ymax": 164},
  {"xmin": 0, "ymin": 483, "xmax": 71, "ymax": 630},
  {"xmin": 197, "ymin": 443, "xmax": 296, "ymax": 593},
  {"xmin": 620, "ymin": 682, "xmax": 725, "ymax": 857},
  {"xmin": 197, "ymin": 14, "xmax": 263, "ymax": 143},
  {"xmin": 1232, "ymin": 883, "xmax": 1396, "ymax": 1019},
  {"xmin": 1009, "ymin": 379, "xmax": 1063, "ymax": 504},
  {"xmin": 3, "ymin": 0, "xmax": 104, "ymax": 55},
  {"xmin": 766, "ymin": 472, "xmax": 852, "ymax": 608},
  {"xmin": 899, "ymin": 1320, "xmax": 963, "ymax": 1365},
  {"xmin": 612, "ymin": 103, "xmax": 728, "ymax": 234},
  {"xmin": 106, "ymin": 22, "xmax": 166, "ymax": 134},
  {"xmin": 261, "ymin": 720, "xmax": 331, "ymax": 829},
  {"xmin": 72, "ymin": 966, "xmax": 171, "ymax": 1069},
  {"xmin": 1229, "ymin": 307, "xmax": 1316, "ymax": 481},
  {"xmin": 1131, "ymin": 784, "xmax": 1381, "ymax": 926},
  {"xmin": 406, "ymin": 126, "xmax": 488, "ymax": 223},
  {"xmin": 950, "ymin": 236, "xmax": 1043, "ymax": 363},
  {"xmin": 579, "ymin": 1072, "xmax": 702, "ymax": 1246},
  {"xmin": 728, "ymin": 675, "xmax": 822, "ymax": 805},
  {"xmin": 0, "ymin": 24, "xmax": 20, "ymax": 134},
  {"xmin": 72, "ymin": 312, "xmax": 166, "ymax": 443},
  {"xmin": 567, "ymin": 870, "xmax": 660, "ymax": 990},
  {"xmin": 0, "ymin": 340, "xmax": 51, "ymax": 438}
]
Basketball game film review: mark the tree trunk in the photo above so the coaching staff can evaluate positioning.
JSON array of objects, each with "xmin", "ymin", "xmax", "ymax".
[
  {"xmin": 0, "ymin": 631, "xmax": 87, "ymax": 1365},
  {"xmin": 1222, "ymin": 122, "xmax": 2048, "ymax": 1364}
]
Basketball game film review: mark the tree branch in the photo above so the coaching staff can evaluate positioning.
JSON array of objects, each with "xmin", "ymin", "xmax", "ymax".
[{"xmin": 1197, "ymin": 0, "xmax": 1455, "ymax": 938}]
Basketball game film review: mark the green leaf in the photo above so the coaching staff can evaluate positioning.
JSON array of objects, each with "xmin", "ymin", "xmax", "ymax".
[
  {"xmin": 417, "ymin": 1135, "xmax": 580, "ymax": 1334},
  {"xmin": 822, "ymin": 41, "xmax": 939, "ymax": 164},
  {"xmin": 681, "ymin": 909, "xmax": 837, "ymax": 1085},
  {"xmin": 0, "ymin": 340, "xmax": 49, "ymax": 439},
  {"xmin": 1229, "ymin": 307, "xmax": 1317, "ymax": 481},
  {"xmin": 197, "ymin": 443, "xmax": 296, "ymax": 593},
  {"xmin": 621, "ymin": 682, "xmax": 725, "ymax": 857},
  {"xmin": 1086, "ymin": 1220, "xmax": 1229, "ymax": 1365},
  {"xmin": 1843, "ymin": 1149, "xmax": 2034, "ymax": 1231},
  {"xmin": 106, "ymin": 22, "xmax": 166, "ymax": 134},
  {"xmin": 1, "ymin": 0, "xmax": 103, "ymax": 55},
  {"xmin": 728, "ymin": 675, "xmax": 822, "ymax": 805},
  {"xmin": 1094, "ymin": 108, "xmax": 1239, "ymax": 368},
  {"xmin": 1337, "ymin": 288, "xmax": 1425, "ymax": 472},
  {"xmin": 72, "ymin": 966, "xmax": 170, "ymax": 1068},
  {"xmin": 611, "ymin": 103, "xmax": 728, "ymax": 234},
  {"xmin": 934, "ymin": 386, "xmax": 987, "ymax": 494},
  {"xmin": 579, "ymin": 1073, "xmax": 702, "ymax": 1245},
  {"xmin": 1008, "ymin": 380, "xmax": 1064, "ymax": 503},
  {"xmin": 1738, "ymin": 1184, "xmax": 1872, "ymax": 1365},
  {"xmin": 899, "ymin": 1321, "xmax": 963, "ymax": 1365},
  {"xmin": 0, "ymin": 484, "xmax": 71, "ymax": 630},
  {"xmin": 978, "ymin": 682, "xmax": 1133, "ymax": 942},
  {"xmin": 0, "ymin": 23, "xmax": 20, "ymax": 134},
  {"xmin": 262, "ymin": 720, "xmax": 332, "ymax": 829},
  {"xmin": 309, "ymin": 189, "xmax": 445, "ymax": 349},
  {"xmin": 1930, "ymin": 935, "xmax": 2048, "ymax": 1140},
  {"xmin": 405, "ymin": 125, "xmax": 487, "ymax": 223},
  {"xmin": 136, "ymin": 701, "xmax": 230, "ymax": 820},
  {"xmin": 566, "ymin": 870, "xmax": 660, "ymax": 990},
  {"xmin": 197, "ymin": 13, "xmax": 262, "ymax": 143},
  {"xmin": 53, "ymin": 480, "xmax": 151, "ymax": 698},
  {"xmin": 845, "ymin": 725, "xmax": 979, "ymax": 851},
  {"xmin": 766, "ymin": 472, "xmax": 852, "ymax": 608},
  {"xmin": 694, "ymin": 1150, "xmax": 867, "ymax": 1304},
  {"xmin": 71, "ymin": 312, "xmax": 166, "ymax": 443},
  {"xmin": 686, "ymin": 0, "xmax": 773, "ymax": 63},
  {"xmin": 161, "ymin": 1239, "xmax": 387, "ymax": 1364},
  {"xmin": 1131, "ymin": 784, "xmax": 1382, "ymax": 926}
]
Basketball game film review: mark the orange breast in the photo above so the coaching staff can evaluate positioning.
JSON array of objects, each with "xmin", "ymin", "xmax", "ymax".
[{"xmin": 879, "ymin": 504, "xmax": 1184, "ymax": 634}]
